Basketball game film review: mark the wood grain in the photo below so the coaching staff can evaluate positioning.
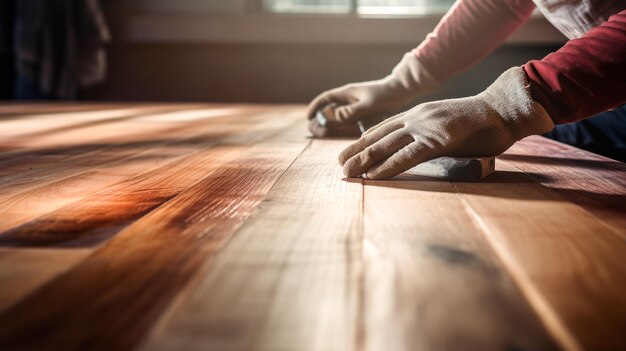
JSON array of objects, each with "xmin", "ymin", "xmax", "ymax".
[
  {"xmin": 0, "ymin": 109, "xmax": 302, "ymax": 247},
  {"xmin": 0, "ymin": 107, "xmax": 267, "ymax": 234},
  {"xmin": 502, "ymin": 136, "xmax": 626, "ymax": 239},
  {"xmin": 0, "ymin": 109, "xmax": 310, "ymax": 350},
  {"xmin": 361, "ymin": 177, "xmax": 558, "ymax": 351},
  {"xmin": 454, "ymin": 164, "xmax": 626, "ymax": 351},
  {"xmin": 140, "ymin": 140, "xmax": 363, "ymax": 351},
  {"xmin": 0, "ymin": 104, "xmax": 624, "ymax": 351},
  {"xmin": 0, "ymin": 248, "xmax": 90, "ymax": 311},
  {"xmin": 0, "ymin": 105, "xmax": 248, "ymax": 191}
]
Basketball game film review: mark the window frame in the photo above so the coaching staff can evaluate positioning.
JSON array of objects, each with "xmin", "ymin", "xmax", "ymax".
[
  {"xmin": 261, "ymin": 0, "xmax": 453, "ymax": 16},
  {"xmin": 262, "ymin": 0, "xmax": 360, "ymax": 14},
  {"xmin": 115, "ymin": 0, "xmax": 567, "ymax": 46}
]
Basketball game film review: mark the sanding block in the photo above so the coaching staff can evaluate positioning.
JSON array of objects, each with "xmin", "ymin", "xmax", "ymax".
[
  {"xmin": 317, "ymin": 106, "xmax": 495, "ymax": 181},
  {"xmin": 313, "ymin": 105, "xmax": 383, "ymax": 137},
  {"xmin": 404, "ymin": 157, "xmax": 495, "ymax": 182}
]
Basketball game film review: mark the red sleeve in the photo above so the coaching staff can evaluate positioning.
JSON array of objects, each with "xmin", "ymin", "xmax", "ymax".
[
  {"xmin": 414, "ymin": 0, "xmax": 535, "ymax": 82},
  {"xmin": 523, "ymin": 10, "xmax": 626, "ymax": 124}
]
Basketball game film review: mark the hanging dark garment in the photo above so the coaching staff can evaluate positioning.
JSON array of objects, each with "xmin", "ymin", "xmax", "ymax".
[
  {"xmin": 0, "ymin": 1, "xmax": 15, "ymax": 99},
  {"xmin": 13, "ymin": 0, "xmax": 110, "ymax": 99}
]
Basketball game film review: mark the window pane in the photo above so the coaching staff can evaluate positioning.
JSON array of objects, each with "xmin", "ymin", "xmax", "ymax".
[
  {"xmin": 358, "ymin": 0, "xmax": 454, "ymax": 15},
  {"xmin": 265, "ymin": 0, "xmax": 351, "ymax": 13}
]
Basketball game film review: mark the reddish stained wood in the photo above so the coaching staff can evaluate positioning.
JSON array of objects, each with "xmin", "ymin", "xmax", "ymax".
[
  {"xmin": 361, "ymin": 178, "xmax": 559, "ymax": 351},
  {"xmin": 0, "ymin": 114, "xmax": 310, "ymax": 350},
  {"xmin": 0, "ymin": 248, "xmax": 90, "ymax": 311},
  {"xmin": 502, "ymin": 136, "xmax": 626, "ymax": 239},
  {"xmin": 0, "ymin": 103, "xmax": 131, "ymax": 116},
  {"xmin": 0, "ymin": 108, "xmax": 268, "ymax": 234},
  {"xmin": 454, "ymin": 167, "xmax": 626, "ymax": 351},
  {"xmin": 140, "ymin": 140, "xmax": 363, "ymax": 351},
  {"xmin": 0, "ymin": 112, "xmax": 302, "ymax": 247},
  {"xmin": 0, "ymin": 104, "xmax": 248, "ymax": 180},
  {"xmin": 0, "ymin": 104, "xmax": 624, "ymax": 351}
]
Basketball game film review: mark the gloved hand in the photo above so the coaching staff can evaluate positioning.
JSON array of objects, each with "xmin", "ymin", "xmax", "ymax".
[
  {"xmin": 308, "ymin": 105, "xmax": 387, "ymax": 138},
  {"xmin": 308, "ymin": 118, "xmax": 362, "ymax": 138},
  {"xmin": 338, "ymin": 67, "xmax": 555, "ymax": 179},
  {"xmin": 306, "ymin": 52, "xmax": 439, "ymax": 124}
]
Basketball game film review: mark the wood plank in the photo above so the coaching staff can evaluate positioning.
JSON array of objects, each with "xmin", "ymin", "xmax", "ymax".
[
  {"xmin": 0, "ymin": 104, "xmax": 253, "ymax": 309},
  {"xmin": 0, "ymin": 110, "xmax": 310, "ymax": 351},
  {"xmin": 139, "ymin": 139, "xmax": 362, "ymax": 351},
  {"xmin": 510, "ymin": 136, "xmax": 626, "ymax": 171},
  {"xmin": 0, "ymin": 105, "xmax": 169, "ymax": 144},
  {"xmin": 2, "ymin": 103, "xmax": 622, "ymax": 351},
  {"xmin": 0, "ymin": 107, "xmax": 267, "ymax": 233},
  {"xmin": 0, "ymin": 109, "xmax": 302, "ymax": 247},
  {"xmin": 0, "ymin": 104, "xmax": 216, "ymax": 142},
  {"xmin": 0, "ymin": 103, "xmax": 236, "ymax": 119},
  {"xmin": 361, "ymin": 177, "xmax": 558, "ymax": 351},
  {"xmin": 454, "ymin": 164, "xmax": 626, "ymax": 351},
  {"xmin": 0, "ymin": 105, "xmax": 298, "ymax": 318},
  {"xmin": 502, "ymin": 136, "xmax": 626, "ymax": 239},
  {"xmin": 0, "ymin": 248, "xmax": 90, "ymax": 311},
  {"xmin": 0, "ymin": 105, "xmax": 245, "ymax": 178},
  {"xmin": 0, "ymin": 106, "xmax": 179, "ymax": 177},
  {"xmin": 0, "ymin": 146, "xmax": 195, "ymax": 234},
  {"xmin": 0, "ymin": 105, "xmax": 241, "ymax": 180},
  {"xmin": 0, "ymin": 103, "xmax": 129, "ymax": 116},
  {"xmin": 0, "ymin": 105, "xmax": 265, "ymax": 201}
]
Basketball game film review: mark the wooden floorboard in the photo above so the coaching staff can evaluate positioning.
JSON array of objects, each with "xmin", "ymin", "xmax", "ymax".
[
  {"xmin": 0, "ymin": 248, "xmax": 90, "ymax": 311},
  {"xmin": 0, "ymin": 109, "xmax": 310, "ymax": 350},
  {"xmin": 502, "ymin": 136, "xmax": 626, "ymax": 239},
  {"xmin": 361, "ymin": 177, "xmax": 558, "ymax": 350},
  {"xmin": 0, "ymin": 108, "xmax": 268, "ymax": 234},
  {"xmin": 454, "ymin": 164, "xmax": 626, "ymax": 351},
  {"xmin": 0, "ymin": 110, "xmax": 302, "ymax": 247},
  {"xmin": 0, "ymin": 104, "xmax": 624, "ymax": 351},
  {"xmin": 140, "ymin": 140, "xmax": 363, "ymax": 351},
  {"xmin": 0, "ymin": 105, "xmax": 248, "ymax": 182}
]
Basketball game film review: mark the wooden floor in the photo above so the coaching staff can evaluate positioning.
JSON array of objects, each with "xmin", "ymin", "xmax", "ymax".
[{"xmin": 0, "ymin": 103, "xmax": 625, "ymax": 351}]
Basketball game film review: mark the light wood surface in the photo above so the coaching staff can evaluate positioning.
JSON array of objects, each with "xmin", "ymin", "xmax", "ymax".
[{"xmin": 0, "ymin": 104, "xmax": 624, "ymax": 351}]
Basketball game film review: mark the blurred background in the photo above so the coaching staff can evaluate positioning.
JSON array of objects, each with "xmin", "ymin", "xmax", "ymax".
[{"xmin": 0, "ymin": 0, "xmax": 566, "ymax": 104}]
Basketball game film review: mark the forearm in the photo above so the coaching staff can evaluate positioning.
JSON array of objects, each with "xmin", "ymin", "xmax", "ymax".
[
  {"xmin": 523, "ymin": 10, "xmax": 626, "ymax": 124},
  {"xmin": 414, "ymin": 0, "xmax": 535, "ymax": 82}
]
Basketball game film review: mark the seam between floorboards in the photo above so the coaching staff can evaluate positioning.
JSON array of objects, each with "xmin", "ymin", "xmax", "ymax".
[
  {"xmin": 450, "ymin": 181, "xmax": 582, "ymax": 351},
  {"xmin": 134, "ymin": 137, "xmax": 314, "ymax": 349},
  {"xmin": 356, "ymin": 176, "xmax": 366, "ymax": 351},
  {"xmin": 502, "ymin": 159, "xmax": 626, "ymax": 243}
]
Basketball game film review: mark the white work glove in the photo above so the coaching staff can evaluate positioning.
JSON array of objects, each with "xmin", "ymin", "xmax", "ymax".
[
  {"xmin": 307, "ymin": 53, "xmax": 438, "ymax": 136},
  {"xmin": 338, "ymin": 67, "xmax": 555, "ymax": 179}
]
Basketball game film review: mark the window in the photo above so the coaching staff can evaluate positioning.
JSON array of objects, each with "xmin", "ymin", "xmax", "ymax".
[
  {"xmin": 265, "ymin": 0, "xmax": 455, "ymax": 15},
  {"xmin": 265, "ymin": 0, "xmax": 351, "ymax": 14}
]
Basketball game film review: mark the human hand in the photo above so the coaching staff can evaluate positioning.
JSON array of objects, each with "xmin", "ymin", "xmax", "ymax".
[
  {"xmin": 306, "ymin": 53, "xmax": 438, "ymax": 125},
  {"xmin": 338, "ymin": 67, "xmax": 554, "ymax": 179}
]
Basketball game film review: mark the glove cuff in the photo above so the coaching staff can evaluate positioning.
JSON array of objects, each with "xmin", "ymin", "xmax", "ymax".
[
  {"xmin": 481, "ymin": 67, "xmax": 555, "ymax": 141},
  {"xmin": 387, "ymin": 52, "xmax": 440, "ymax": 98}
]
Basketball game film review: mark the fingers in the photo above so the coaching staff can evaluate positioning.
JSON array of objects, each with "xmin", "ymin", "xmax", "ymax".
[
  {"xmin": 306, "ymin": 88, "xmax": 352, "ymax": 120},
  {"xmin": 334, "ymin": 101, "xmax": 372, "ymax": 123},
  {"xmin": 338, "ymin": 120, "xmax": 404, "ymax": 166},
  {"xmin": 341, "ymin": 129, "xmax": 414, "ymax": 178},
  {"xmin": 307, "ymin": 92, "xmax": 333, "ymax": 120},
  {"xmin": 365, "ymin": 142, "xmax": 438, "ymax": 180},
  {"xmin": 361, "ymin": 112, "xmax": 405, "ymax": 137}
]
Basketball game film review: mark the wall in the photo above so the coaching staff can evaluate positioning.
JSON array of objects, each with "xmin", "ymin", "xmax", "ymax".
[
  {"xmin": 84, "ymin": 42, "xmax": 561, "ymax": 105},
  {"xmin": 84, "ymin": 1, "xmax": 563, "ymax": 104}
]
